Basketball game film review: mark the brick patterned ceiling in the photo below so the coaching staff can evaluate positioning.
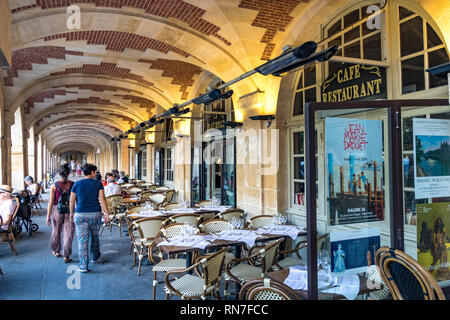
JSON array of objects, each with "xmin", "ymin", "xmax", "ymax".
[
  {"xmin": 54, "ymin": 97, "xmax": 121, "ymax": 107},
  {"xmin": 12, "ymin": 0, "xmax": 232, "ymax": 46},
  {"xmin": 50, "ymin": 62, "xmax": 155, "ymax": 89},
  {"xmin": 6, "ymin": 0, "xmax": 311, "ymax": 149},
  {"xmin": 24, "ymin": 89, "xmax": 77, "ymax": 113},
  {"xmin": 239, "ymin": 0, "xmax": 308, "ymax": 60},
  {"xmin": 113, "ymin": 95, "xmax": 156, "ymax": 118},
  {"xmin": 139, "ymin": 59, "xmax": 202, "ymax": 100},
  {"xmin": 54, "ymin": 84, "xmax": 144, "ymax": 95},
  {"xmin": 45, "ymin": 31, "xmax": 204, "ymax": 63},
  {"xmin": 3, "ymin": 46, "xmax": 83, "ymax": 86}
]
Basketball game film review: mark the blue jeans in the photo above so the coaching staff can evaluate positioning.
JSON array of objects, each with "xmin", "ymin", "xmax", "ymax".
[{"xmin": 74, "ymin": 213, "xmax": 103, "ymax": 270}]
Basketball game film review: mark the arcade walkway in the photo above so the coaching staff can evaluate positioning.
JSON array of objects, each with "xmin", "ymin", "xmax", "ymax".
[{"xmin": 0, "ymin": 185, "xmax": 165, "ymax": 300}]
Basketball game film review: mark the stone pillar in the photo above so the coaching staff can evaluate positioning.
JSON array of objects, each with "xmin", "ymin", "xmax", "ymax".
[
  {"xmin": 118, "ymin": 139, "xmax": 129, "ymax": 174},
  {"xmin": 37, "ymin": 134, "xmax": 43, "ymax": 182}
]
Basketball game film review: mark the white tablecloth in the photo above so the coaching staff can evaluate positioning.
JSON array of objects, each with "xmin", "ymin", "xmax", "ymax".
[
  {"xmin": 130, "ymin": 211, "xmax": 164, "ymax": 218},
  {"xmin": 156, "ymin": 234, "xmax": 216, "ymax": 250},
  {"xmin": 256, "ymin": 225, "xmax": 305, "ymax": 240},
  {"xmin": 283, "ymin": 267, "xmax": 360, "ymax": 300},
  {"xmin": 215, "ymin": 230, "xmax": 258, "ymax": 248}
]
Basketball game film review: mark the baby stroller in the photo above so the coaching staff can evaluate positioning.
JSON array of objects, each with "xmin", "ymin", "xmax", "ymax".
[{"xmin": 13, "ymin": 191, "xmax": 39, "ymax": 237}]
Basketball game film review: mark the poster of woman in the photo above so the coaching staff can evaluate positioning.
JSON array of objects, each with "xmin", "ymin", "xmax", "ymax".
[{"xmin": 416, "ymin": 202, "xmax": 450, "ymax": 282}]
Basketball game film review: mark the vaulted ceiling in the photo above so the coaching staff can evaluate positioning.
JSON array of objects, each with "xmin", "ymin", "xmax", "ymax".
[{"xmin": 3, "ymin": 0, "xmax": 317, "ymax": 154}]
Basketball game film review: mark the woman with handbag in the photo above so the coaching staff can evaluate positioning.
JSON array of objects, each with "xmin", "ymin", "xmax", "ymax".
[{"xmin": 46, "ymin": 163, "xmax": 75, "ymax": 263}]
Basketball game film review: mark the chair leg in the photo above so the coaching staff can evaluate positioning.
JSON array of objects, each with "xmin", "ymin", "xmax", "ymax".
[
  {"xmin": 137, "ymin": 247, "xmax": 144, "ymax": 275},
  {"xmin": 224, "ymin": 280, "xmax": 229, "ymax": 300},
  {"xmin": 133, "ymin": 247, "xmax": 137, "ymax": 266},
  {"xmin": 118, "ymin": 221, "xmax": 122, "ymax": 238},
  {"xmin": 9, "ymin": 241, "xmax": 17, "ymax": 256},
  {"xmin": 153, "ymin": 272, "xmax": 157, "ymax": 300},
  {"xmin": 99, "ymin": 224, "xmax": 105, "ymax": 236}
]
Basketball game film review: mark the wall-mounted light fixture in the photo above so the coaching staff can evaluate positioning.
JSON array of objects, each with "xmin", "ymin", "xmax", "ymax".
[
  {"xmin": 223, "ymin": 121, "xmax": 243, "ymax": 128},
  {"xmin": 249, "ymin": 115, "xmax": 275, "ymax": 128}
]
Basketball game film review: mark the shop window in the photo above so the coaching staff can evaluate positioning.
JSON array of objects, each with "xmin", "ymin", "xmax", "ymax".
[{"xmin": 399, "ymin": 6, "xmax": 449, "ymax": 94}]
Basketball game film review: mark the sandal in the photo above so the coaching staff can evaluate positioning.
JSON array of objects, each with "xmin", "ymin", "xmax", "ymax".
[{"xmin": 52, "ymin": 251, "xmax": 61, "ymax": 257}]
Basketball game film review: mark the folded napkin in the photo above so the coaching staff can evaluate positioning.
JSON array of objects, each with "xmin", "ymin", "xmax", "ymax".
[
  {"xmin": 257, "ymin": 225, "xmax": 305, "ymax": 240},
  {"xmin": 216, "ymin": 230, "xmax": 258, "ymax": 248}
]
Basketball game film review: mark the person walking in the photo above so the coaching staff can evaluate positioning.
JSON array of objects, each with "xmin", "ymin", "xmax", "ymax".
[
  {"xmin": 46, "ymin": 163, "xmax": 75, "ymax": 263},
  {"xmin": 70, "ymin": 160, "xmax": 76, "ymax": 176},
  {"xmin": 70, "ymin": 163, "xmax": 110, "ymax": 272},
  {"xmin": 76, "ymin": 161, "xmax": 82, "ymax": 176}
]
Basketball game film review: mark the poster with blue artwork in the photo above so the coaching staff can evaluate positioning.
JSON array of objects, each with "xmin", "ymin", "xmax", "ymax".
[
  {"xmin": 325, "ymin": 117, "xmax": 384, "ymax": 226},
  {"xmin": 330, "ymin": 228, "xmax": 381, "ymax": 273}
]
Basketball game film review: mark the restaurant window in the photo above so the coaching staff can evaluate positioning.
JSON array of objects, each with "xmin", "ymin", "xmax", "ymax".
[
  {"xmin": 192, "ymin": 81, "xmax": 237, "ymax": 206},
  {"xmin": 164, "ymin": 147, "xmax": 174, "ymax": 184},
  {"xmin": 293, "ymin": 65, "xmax": 318, "ymax": 116},
  {"xmin": 325, "ymin": 2, "xmax": 384, "ymax": 62},
  {"xmin": 142, "ymin": 150, "xmax": 147, "ymax": 177},
  {"xmin": 291, "ymin": 129, "xmax": 318, "ymax": 209},
  {"xmin": 399, "ymin": 6, "xmax": 449, "ymax": 94}
]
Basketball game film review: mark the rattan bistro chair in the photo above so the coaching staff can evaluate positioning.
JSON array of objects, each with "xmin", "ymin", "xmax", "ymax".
[
  {"xmin": 196, "ymin": 219, "xmax": 236, "ymax": 278},
  {"xmin": 140, "ymin": 190, "xmax": 155, "ymax": 199},
  {"xmin": 239, "ymin": 278, "xmax": 302, "ymax": 300},
  {"xmin": 215, "ymin": 208, "xmax": 245, "ymax": 221},
  {"xmin": 131, "ymin": 217, "xmax": 166, "ymax": 276},
  {"xmin": 100, "ymin": 194, "xmax": 125, "ymax": 237},
  {"xmin": 224, "ymin": 238, "xmax": 284, "ymax": 297},
  {"xmin": 0, "ymin": 198, "xmax": 20, "ymax": 255},
  {"xmin": 375, "ymin": 247, "xmax": 446, "ymax": 300},
  {"xmin": 198, "ymin": 219, "xmax": 232, "ymax": 234},
  {"xmin": 275, "ymin": 233, "xmax": 329, "ymax": 270},
  {"xmin": 165, "ymin": 213, "xmax": 202, "ymax": 227},
  {"xmin": 245, "ymin": 215, "xmax": 274, "ymax": 228},
  {"xmin": 164, "ymin": 247, "xmax": 230, "ymax": 300},
  {"xmin": 163, "ymin": 203, "xmax": 183, "ymax": 210},
  {"xmin": 124, "ymin": 205, "xmax": 146, "ymax": 254},
  {"xmin": 151, "ymin": 223, "xmax": 196, "ymax": 300}
]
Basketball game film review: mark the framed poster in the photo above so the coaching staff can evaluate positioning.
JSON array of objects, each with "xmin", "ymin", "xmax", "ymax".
[
  {"xmin": 330, "ymin": 228, "xmax": 381, "ymax": 273},
  {"xmin": 413, "ymin": 118, "xmax": 450, "ymax": 199},
  {"xmin": 325, "ymin": 117, "xmax": 384, "ymax": 225},
  {"xmin": 416, "ymin": 202, "xmax": 450, "ymax": 282}
]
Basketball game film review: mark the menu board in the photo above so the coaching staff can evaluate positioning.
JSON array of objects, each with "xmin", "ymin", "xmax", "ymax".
[{"xmin": 325, "ymin": 117, "xmax": 384, "ymax": 225}]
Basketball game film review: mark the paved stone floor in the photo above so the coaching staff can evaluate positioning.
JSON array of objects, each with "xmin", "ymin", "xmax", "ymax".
[{"xmin": 0, "ymin": 177, "xmax": 184, "ymax": 300}]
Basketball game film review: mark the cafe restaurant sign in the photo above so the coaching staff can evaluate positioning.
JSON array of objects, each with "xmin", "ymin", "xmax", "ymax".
[{"xmin": 321, "ymin": 64, "xmax": 387, "ymax": 102}]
